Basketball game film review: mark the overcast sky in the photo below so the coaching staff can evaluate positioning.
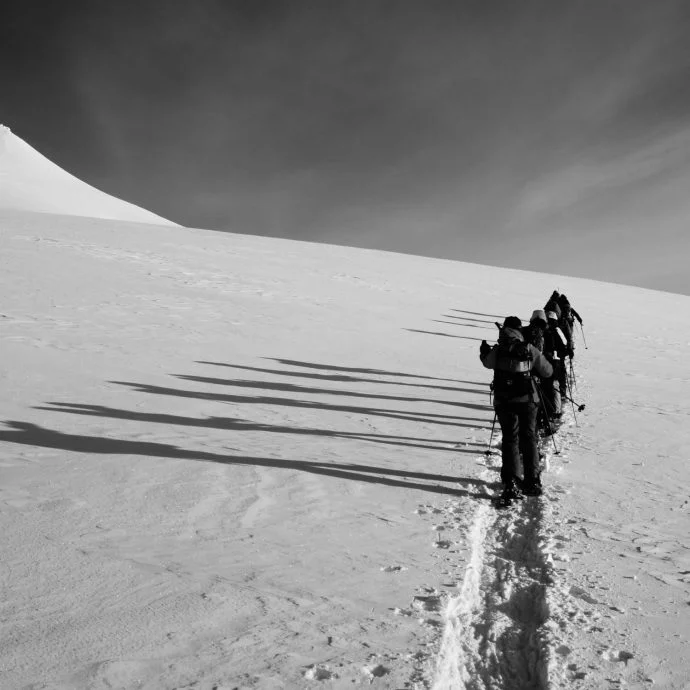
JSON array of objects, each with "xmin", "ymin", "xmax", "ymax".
[{"xmin": 2, "ymin": 0, "xmax": 690, "ymax": 294}]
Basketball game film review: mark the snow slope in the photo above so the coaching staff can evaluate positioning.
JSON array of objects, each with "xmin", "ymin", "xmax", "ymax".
[
  {"xmin": 1, "ymin": 210, "xmax": 689, "ymax": 689},
  {"xmin": 0, "ymin": 126, "xmax": 176, "ymax": 225}
]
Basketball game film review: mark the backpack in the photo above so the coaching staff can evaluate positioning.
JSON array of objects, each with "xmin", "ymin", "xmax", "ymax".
[
  {"xmin": 561, "ymin": 303, "xmax": 574, "ymax": 327},
  {"xmin": 493, "ymin": 339, "xmax": 533, "ymax": 396},
  {"xmin": 544, "ymin": 299, "xmax": 561, "ymax": 319},
  {"xmin": 523, "ymin": 323, "xmax": 544, "ymax": 353}
]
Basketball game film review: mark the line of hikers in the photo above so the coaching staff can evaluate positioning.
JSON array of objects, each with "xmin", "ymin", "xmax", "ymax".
[{"xmin": 479, "ymin": 291, "xmax": 584, "ymax": 503}]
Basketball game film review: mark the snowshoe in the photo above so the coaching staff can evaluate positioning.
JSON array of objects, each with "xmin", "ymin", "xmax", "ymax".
[
  {"xmin": 494, "ymin": 480, "xmax": 523, "ymax": 508},
  {"xmin": 522, "ymin": 475, "xmax": 543, "ymax": 497}
]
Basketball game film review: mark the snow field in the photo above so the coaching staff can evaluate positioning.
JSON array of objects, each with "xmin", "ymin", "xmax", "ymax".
[{"xmin": 1, "ymin": 210, "xmax": 689, "ymax": 688}]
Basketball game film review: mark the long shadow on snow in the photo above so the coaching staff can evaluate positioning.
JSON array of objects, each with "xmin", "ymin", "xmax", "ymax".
[
  {"xmin": 197, "ymin": 361, "xmax": 489, "ymax": 393},
  {"xmin": 432, "ymin": 319, "xmax": 496, "ymax": 331},
  {"xmin": 405, "ymin": 328, "xmax": 486, "ymax": 342},
  {"xmin": 0, "ymin": 421, "xmax": 494, "ymax": 498},
  {"xmin": 266, "ymin": 358, "xmax": 474, "ymax": 385},
  {"xmin": 173, "ymin": 374, "xmax": 490, "ymax": 405},
  {"xmin": 450, "ymin": 309, "xmax": 506, "ymax": 320},
  {"xmin": 36, "ymin": 402, "xmax": 489, "ymax": 454},
  {"xmin": 442, "ymin": 314, "xmax": 498, "ymax": 325},
  {"xmin": 109, "ymin": 381, "xmax": 492, "ymax": 425}
]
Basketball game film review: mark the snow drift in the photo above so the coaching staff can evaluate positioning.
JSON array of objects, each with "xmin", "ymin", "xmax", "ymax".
[{"xmin": 0, "ymin": 125, "xmax": 175, "ymax": 225}]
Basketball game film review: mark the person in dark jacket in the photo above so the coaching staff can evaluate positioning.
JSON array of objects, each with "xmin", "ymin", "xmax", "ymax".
[
  {"xmin": 558, "ymin": 293, "xmax": 583, "ymax": 326},
  {"xmin": 523, "ymin": 309, "xmax": 547, "ymax": 352},
  {"xmin": 543, "ymin": 311, "xmax": 569, "ymax": 421},
  {"xmin": 480, "ymin": 316, "xmax": 553, "ymax": 500},
  {"xmin": 544, "ymin": 291, "xmax": 562, "ymax": 321}
]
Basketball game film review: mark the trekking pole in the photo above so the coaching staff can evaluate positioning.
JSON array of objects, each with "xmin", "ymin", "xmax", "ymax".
[
  {"xmin": 485, "ymin": 411, "xmax": 497, "ymax": 456},
  {"xmin": 569, "ymin": 358, "xmax": 578, "ymax": 394},
  {"xmin": 565, "ymin": 375, "xmax": 579, "ymax": 426},
  {"xmin": 562, "ymin": 389, "xmax": 586, "ymax": 412},
  {"xmin": 534, "ymin": 379, "xmax": 559, "ymax": 455},
  {"xmin": 579, "ymin": 322, "xmax": 588, "ymax": 349}
]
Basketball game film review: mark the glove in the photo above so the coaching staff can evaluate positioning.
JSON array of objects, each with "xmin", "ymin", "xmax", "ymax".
[{"xmin": 480, "ymin": 340, "xmax": 491, "ymax": 358}]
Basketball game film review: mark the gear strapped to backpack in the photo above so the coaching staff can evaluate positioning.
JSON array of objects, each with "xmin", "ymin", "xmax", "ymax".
[{"xmin": 493, "ymin": 340, "xmax": 533, "ymax": 396}]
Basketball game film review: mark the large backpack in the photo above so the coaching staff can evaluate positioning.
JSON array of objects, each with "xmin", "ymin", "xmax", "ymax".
[
  {"xmin": 493, "ymin": 339, "xmax": 533, "ymax": 397},
  {"xmin": 561, "ymin": 302, "xmax": 574, "ymax": 328},
  {"xmin": 523, "ymin": 323, "xmax": 545, "ymax": 353}
]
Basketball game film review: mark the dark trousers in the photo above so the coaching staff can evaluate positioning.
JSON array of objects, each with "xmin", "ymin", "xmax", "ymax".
[
  {"xmin": 495, "ymin": 401, "xmax": 539, "ymax": 485},
  {"xmin": 542, "ymin": 376, "xmax": 561, "ymax": 417},
  {"xmin": 558, "ymin": 360, "xmax": 568, "ymax": 399}
]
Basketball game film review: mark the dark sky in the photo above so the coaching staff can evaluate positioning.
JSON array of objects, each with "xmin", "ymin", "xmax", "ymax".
[{"xmin": 3, "ymin": 1, "xmax": 690, "ymax": 294}]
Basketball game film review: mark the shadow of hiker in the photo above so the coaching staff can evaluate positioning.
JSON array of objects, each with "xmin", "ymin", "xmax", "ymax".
[
  {"xmin": 108, "ymin": 381, "xmax": 492, "ymax": 425},
  {"xmin": 197, "ymin": 361, "xmax": 489, "ymax": 391},
  {"xmin": 432, "ymin": 319, "xmax": 495, "ymax": 330},
  {"xmin": 405, "ymin": 328, "xmax": 486, "ymax": 342},
  {"xmin": 0, "ymin": 421, "xmax": 494, "ymax": 499},
  {"xmin": 266, "ymin": 359, "xmax": 474, "ymax": 385},
  {"xmin": 174, "ymin": 374, "xmax": 489, "ymax": 402},
  {"xmin": 442, "ymin": 314, "xmax": 498, "ymax": 325},
  {"xmin": 36, "ymin": 403, "xmax": 491, "ymax": 454},
  {"xmin": 491, "ymin": 495, "xmax": 551, "ymax": 683},
  {"xmin": 450, "ymin": 309, "xmax": 506, "ymax": 320}
]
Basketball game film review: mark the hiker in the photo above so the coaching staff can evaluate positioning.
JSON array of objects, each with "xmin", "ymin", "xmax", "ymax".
[
  {"xmin": 544, "ymin": 291, "xmax": 562, "ymax": 321},
  {"xmin": 543, "ymin": 311, "xmax": 569, "ymax": 423},
  {"xmin": 558, "ymin": 293, "xmax": 583, "ymax": 326},
  {"xmin": 522, "ymin": 309, "xmax": 547, "ymax": 353},
  {"xmin": 480, "ymin": 316, "xmax": 553, "ymax": 501},
  {"xmin": 523, "ymin": 309, "xmax": 556, "ymax": 432}
]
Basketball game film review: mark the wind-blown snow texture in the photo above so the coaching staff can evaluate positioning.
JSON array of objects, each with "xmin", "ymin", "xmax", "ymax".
[
  {"xmin": 1, "ymin": 209, "xmax": 689, "ymax": 689},
  {"xmin": 0, "ymin": 126, "xmax": 176, "ymax": 225}
]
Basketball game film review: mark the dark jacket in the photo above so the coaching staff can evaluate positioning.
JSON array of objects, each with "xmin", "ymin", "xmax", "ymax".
[
  {"xmin": 558, "ymin": 294, "xmax": 582, "ymax": 325},
  {"xmin": 481, "ymin": 327, "xmax": 553, "ymax": 404},
  {"xmin": 544, "ymin": 299, "xmax": 562, "ymax": 320},
  {"xmin": 522, "ymin": 322, "xmax": 545, "ymax": 353},
  {"xmin": 544, "ymin": 323, "xmax": 568, "ymax": 364}
]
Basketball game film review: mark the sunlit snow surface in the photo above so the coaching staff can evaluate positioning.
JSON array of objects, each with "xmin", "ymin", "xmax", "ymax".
[
  {"xmin": 1, "ymin": 210, "xmax": 689, "ymax": 689},
  {"xmin": 0, "ymin": 126, "xmax": 175, "ymax": 225}
]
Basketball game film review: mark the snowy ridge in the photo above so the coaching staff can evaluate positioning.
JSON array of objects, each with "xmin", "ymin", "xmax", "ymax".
[{"xmin": 0, "ymin": 125, "xmax": 176, "ymax": 225}]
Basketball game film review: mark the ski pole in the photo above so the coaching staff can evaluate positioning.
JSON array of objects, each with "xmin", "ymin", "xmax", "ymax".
[
  {"xmin": 569, "ymin": 358, "xmax": 578, "ymax": 394},
  {"xmin": 565, "ymin": 375, "xmax": 579, "ymax": 426},
  {"xmin": 579, "ymin": 321, "xmax": 588, "ymax": 349},
  {"xmin": 485, "ymin": 411, "xmax": 497, "ymax": 456},
  {"xmin": 562, "ymin": 390, "xmax": 586, "ymax": 412},
  {"xmin": 534, "ymin": 379, "xmax": 559, "ymax": 455}
]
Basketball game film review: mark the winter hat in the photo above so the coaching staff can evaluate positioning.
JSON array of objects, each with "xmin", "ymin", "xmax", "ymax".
[
  {"xmin": 530, "ymin": 309, "xmax": 547, "ymax": 324},
  {"xmin": 502, "ymin": 316, "xmax": 522, "ymax": 330}
]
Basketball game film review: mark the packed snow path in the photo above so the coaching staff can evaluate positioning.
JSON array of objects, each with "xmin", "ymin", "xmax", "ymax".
[{"xmin": 430, "ymin": 424, "xmax": 575, "ymax": 690}]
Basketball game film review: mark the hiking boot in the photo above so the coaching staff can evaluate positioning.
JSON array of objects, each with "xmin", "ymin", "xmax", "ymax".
[
  {"xmin": 501, "ymin": 479, "xmax": 523, "ymax": 502},
  {"xmin": 545, "ymin": 415, "xmax": 563, "ymax": 435},
  {"xmin": 522, "ymin": 476, "xmax": 543, "ymax": 497}
]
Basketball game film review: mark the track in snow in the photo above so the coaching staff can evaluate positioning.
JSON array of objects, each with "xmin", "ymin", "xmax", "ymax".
[{"xmin": 430, "ymin": 425, "xmax": 578, "ymax": 689}]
